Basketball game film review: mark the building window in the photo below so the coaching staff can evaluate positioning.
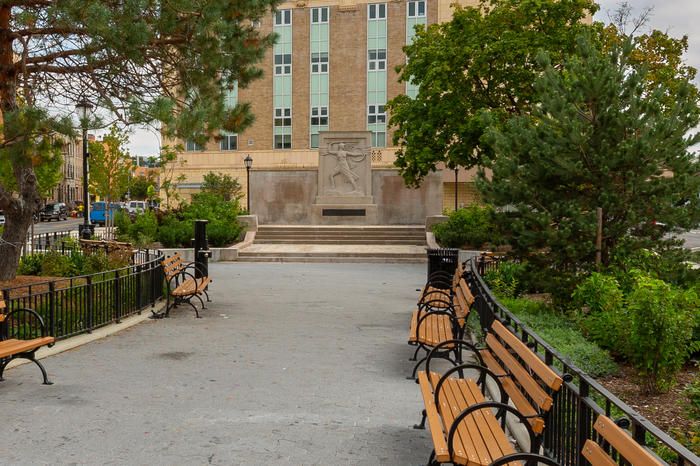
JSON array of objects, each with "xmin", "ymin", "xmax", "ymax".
[
  {"xmin": 372, "ymin": 131, "xmax": 386, "ymax": 148},
  {"xmin": 311, "ymin": 52, "xmax": 329, "ymax": 73},
  {"xmin": 274, "ymin": 107, "xmax": 292, "ymax": 127},
  {"xmin": 185, "ymin": 140, "xmax": 203, "ymax": 151},
  {"xmin": 311, "ymin": 107, "xmax": 328, "ymax": 126},
  {"xmin": 367, "ymin": 104, "xmax": 386, "ymax": 124},
  {"xmin": 275, "ymin": 9, "xmax": 291, "ymax": 26},
  {"xmin": 311, "ymin": 7, "xmax": 329, "ymax": 23},
  {"xmin": 368, "ymin": 3, "xmax": 386, "ymax": 20},
  {"xmin": 274, "ymin": 134, "xmax": 291, "ymax": 149},
  {"xmin": 407, "ymin": 0, "xmax": 426, "ymax": 18},
  {"xmin": 368, "ymin": 49, "xmax": 386, "ymax": 71},
  {"xmin": 220, "ymin": 134, "xmax": 238, "ymax": 151},
  {"xmin": 274, "ymin": 53, "xmax": 292, "ymax": 75}
]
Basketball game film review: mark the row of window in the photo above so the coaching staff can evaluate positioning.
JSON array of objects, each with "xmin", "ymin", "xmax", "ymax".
[
  {"xmin": 187, "ymin": 106, "xmax": 386, "ymax": 151},
  {"xmin": 276, "ymin": 50, "xmax": 382, "ymax": 75},
  {"xmin": 273, "ymin": 1, "xmax": 425, "ymax": 25}
]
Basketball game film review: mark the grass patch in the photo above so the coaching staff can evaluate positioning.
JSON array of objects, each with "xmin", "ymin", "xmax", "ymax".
[{"xmin": 499, "ymin": 296, "xmax": 619, "ymax": 377}]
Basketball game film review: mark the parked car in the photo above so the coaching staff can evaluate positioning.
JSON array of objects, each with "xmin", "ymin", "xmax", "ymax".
[
  {"xmin": 90, "ymin": 202, "xmax": 122, "ymax": 226},
  {"xmin": 0, "ymin": 210, "xmax": 5, "ymax": 226},
  {"xmin": 40, "ymin": 203, "xmax": 68, "ymax": 221},
  {"xmin": 126, "ymin": 200, "xmax": 147, "ymax": 215}
]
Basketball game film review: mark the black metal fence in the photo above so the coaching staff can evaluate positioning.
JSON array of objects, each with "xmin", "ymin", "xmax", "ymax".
[
  {"xmin": 2, "ymin": 249, "xmax": 164, "ymax": 340},
  {"xmin": 468, "ymin": 257, "xmax": 699, "ymax": 466}
]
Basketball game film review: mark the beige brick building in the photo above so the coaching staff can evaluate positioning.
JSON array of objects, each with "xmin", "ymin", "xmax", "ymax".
[{"xmin": 171, "ymin": 0, "xmax": 479, "ymax": 210}]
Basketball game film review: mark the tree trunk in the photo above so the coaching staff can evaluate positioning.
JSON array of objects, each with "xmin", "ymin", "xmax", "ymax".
[{"xmin": 0, "ymin": 197, "xmax": 34, "ymax": 280}]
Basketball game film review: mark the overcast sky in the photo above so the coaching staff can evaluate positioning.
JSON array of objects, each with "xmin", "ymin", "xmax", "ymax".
[{"xmin": 123, "ymin": 1, "xmax": 700, "ymax": 156}]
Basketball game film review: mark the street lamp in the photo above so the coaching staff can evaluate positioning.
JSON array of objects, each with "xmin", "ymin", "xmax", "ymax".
[
  {"xmin": 244, "ymin": 154, "xmax": 253, "ymax": 213},
  {"xmin": 76, "ymin": 99, "xmax": 94, "ymax": 239}
]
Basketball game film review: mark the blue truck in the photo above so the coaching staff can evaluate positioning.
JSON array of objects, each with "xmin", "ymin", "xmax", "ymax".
[{"xmin": 89, "ymin": 202, "xmax": 122, "ymax": 226}]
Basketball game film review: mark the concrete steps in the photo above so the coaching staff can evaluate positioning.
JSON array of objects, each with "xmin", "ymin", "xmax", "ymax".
[{"xmin": 236, "ymin": 225, "xmax": 428, "ymax": 263}]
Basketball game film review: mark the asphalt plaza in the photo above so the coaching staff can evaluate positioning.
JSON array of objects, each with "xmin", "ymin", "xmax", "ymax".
[{"xmin": 1, "ymin": 262, "xmax": 433, "ymax": 465}]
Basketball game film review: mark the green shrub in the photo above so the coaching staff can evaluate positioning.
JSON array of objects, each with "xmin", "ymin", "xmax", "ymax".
[
  {"xmin": 18, "ymin": 254, "xmax": 44, "ymax": 275},
  {"xmin": 626, "ymin": 274, "xmax": 699, "ymax": 393},
  {"xmin": 40, "ymin": 250, "xmax": 77, "ymax": 277},
  {"xmin": 157, "ymin": 215, "xmax": 192, "ymax": 248},
  {"xmin": 114, "ymin": 210, "xmax": 133, "ymax": 241},
  {"xmin": 83, "ymin": 251, "xmax": 112, "ymax": 275},
  {"xmin": 500, "ymin": 297, "xmax": 618, "ymax": 377},
  {"xmin": 484, "ymin": 261, "xmax": 525, "ymax": 298},
  {"xmin": 433, "ymin": 204, "xmax": 496, "ymax": 249},
  {"xmin": 572, "ymin": 273, "xmax": 627, "ymax": 354}
]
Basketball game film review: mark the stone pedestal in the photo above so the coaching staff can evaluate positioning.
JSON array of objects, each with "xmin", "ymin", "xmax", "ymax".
[{"xmin": 313, "ymin": 131, "xmax": 378, "ymax": 224}]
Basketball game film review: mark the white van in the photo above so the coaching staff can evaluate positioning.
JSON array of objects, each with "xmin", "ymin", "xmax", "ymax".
[{"xmin": 127, "ymin": 201, "xmax": 147, "ymax": 214}]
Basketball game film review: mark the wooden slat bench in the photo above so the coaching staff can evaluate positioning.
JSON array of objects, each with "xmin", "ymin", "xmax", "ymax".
[
  {"xmin": 415, "ymin": 319, "xmax": 565, "ymax": 465},
  {"xmin": 490, "ymin": 414, "xmax": 664, "ymax": 466},
  {"xmin": 408, "ymin": 262, "xmax": 476, "ymax": 379},
  {"xmin": 583, "ymin": 415, "xmax": 663, "ymax": 466},
  {"xmin": 154, "ymin": 252, "xmax": 212, "ymax": 318},
  {"xmin": 0, "ymin": 298, "xmax": 55, "ymax": 385}
]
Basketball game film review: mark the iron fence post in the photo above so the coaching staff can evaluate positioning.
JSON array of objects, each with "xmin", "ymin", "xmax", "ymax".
[
  {"xmin": 135, "ymin": 264, "xmax": 142, "ymax": 313},
  {"xmin": 114, "ymin": 270, "xmax": 121, "ymax": 323},
  {"xmin": 86, "ymin": 276, "xmax": 93, "ymax": 333},
  {"xmin": 48, "ymin": 281, "xmax": 56, "ymax": 337},
  {"xmin": 576, "ymin": 379, "xmax": 591, "ymax": 466}
]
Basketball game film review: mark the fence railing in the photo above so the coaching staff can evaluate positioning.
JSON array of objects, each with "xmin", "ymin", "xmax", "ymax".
[
  {"xmin": 2, "ymin": 249, "xmax": 164, "ymax": 340},
  {"xmin": 22, "ymin": 227, "xmax": 110, "ymax": 257},
  {"xmin": 468, "ymin": 257, "xmax": 699, "ymax": 466}
]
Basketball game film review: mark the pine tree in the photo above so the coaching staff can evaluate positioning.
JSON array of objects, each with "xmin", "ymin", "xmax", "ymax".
[
  {"xmin": 0, "ymin": 0, "xmax": 277, "ymax": 279},
  {"xmin": 480, "ymin": 35, "xmax": 700, "ymax": 295}
]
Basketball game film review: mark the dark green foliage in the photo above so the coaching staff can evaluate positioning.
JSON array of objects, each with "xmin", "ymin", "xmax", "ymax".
[
  {"xmin": 201, "ymin": 172, "xmax": 243, "ymax": 202},
  {"xmin": 572, "ymin": 272, "xmax": 627, "ymax": 353},
  {"xmin": 40, "ymin": 251, "xmax": 78, "ymax": 277},
  {"xmin": 432, "ymin": 204, "xmax": 496, "ymax": 249},
  {"xmin": 82, "ymin": 252, "xmax": 112, "ymax": 276},
  {"xmin": 499, "ymin": 296, "xmax": 618, "ymax": 377},
  {"xmin": 625, "ymin": 274, "xmax": 698, "ymax": 393},
  {"xmin": 17, "ymin": 254, "xmax": 44, "ymax": 275},
  {"xmin": 480, "ymin": 35, "xmax": 700, "ymax": 300},
  {"xmin": 129, "ymin": 175, "xmax": 157, "ymax": 201},
  {"xmin": 116, "ymin": 210, "xmax": 159, "ymax": 247},
  {"xmin": 387, "ymin": 0, "xmax": 598, "ymax": 186},
  {"xmin": 156, "ymin": 192, "xmax": 243, "ymax": 247},
  {"xmin": 573, "ymin": 270, "xmax": 700, "ymax": 393}
]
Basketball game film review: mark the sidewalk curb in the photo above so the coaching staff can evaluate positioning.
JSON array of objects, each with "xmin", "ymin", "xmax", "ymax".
[{"xmin": 6, "ymin": 301, "xmax": 165, "ymax": 371}]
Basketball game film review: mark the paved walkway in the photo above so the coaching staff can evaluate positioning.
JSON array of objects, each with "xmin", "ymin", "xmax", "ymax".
[{"xmin": 1, "ymin": 263, "xmax": 432, "ymax": 465}]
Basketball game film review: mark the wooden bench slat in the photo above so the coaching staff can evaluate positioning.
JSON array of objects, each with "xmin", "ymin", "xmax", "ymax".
[
  {"xmin": 593, "ymin": 416, "xmax": 663, "ymax": 466},
  {"xmin": 491, "ymin": 320, "xmax": 562, "ymax": 390},
  {"xmin": 486, "ymin": 333, "xmax": 553, "ymax": 411},
  {"xmin": 418, "ymin": 371, "xmax": 450, "ymax": 462},
  {"xmin": 479, "ymin": 348, "xmax": 545, "ymax": 434},
  {"xmin": 582, "ymin": 440, "xmax": 618, "ymax": 466},
  {"xmin": 0, "ymin": 337, "xmax": 55, "ymax": 359}
]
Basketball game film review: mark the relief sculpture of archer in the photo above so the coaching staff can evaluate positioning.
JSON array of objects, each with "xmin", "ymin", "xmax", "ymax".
[{"xmin": 320, "ymin": 142, "xmax": 368, "ymax": 194}]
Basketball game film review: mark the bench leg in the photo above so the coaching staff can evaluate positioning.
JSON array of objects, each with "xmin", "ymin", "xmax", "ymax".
[
  {"xmin": 186, "ymin": 300, "xmax": 201, "ymax": 318},
  {"xmin": 0, "ymin": 359, "xmax": 7, "ymax": 381},
  {"xmin": 409, "ymin": 344, "xmax": 421, "ymax": 362},
  {"xmin": 203, "ymin": 289, "xmax": 211, "ymax": 303},
  {"xmin": 414, "ymin": 409, "xmax": 427, "ymax": 430},
  {"xmin": 194, "ymin": 294, "xmax": 207, "ymax": 310},
  {"xmin": 29, "ymin": 356, "xmax": 53, "ymax": 385},
  {"xmin": 408, "ymin": 355, "xmax": 428, "ymax": 380},
  {"xmin": 426, "ymin": 449, "xmax": 439, "ymax": 466}
]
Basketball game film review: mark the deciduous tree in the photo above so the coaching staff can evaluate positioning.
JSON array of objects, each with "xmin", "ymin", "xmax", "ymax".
[{"xmin": 387, "ymin": 0, "xmax": 598, "ymax": 186}]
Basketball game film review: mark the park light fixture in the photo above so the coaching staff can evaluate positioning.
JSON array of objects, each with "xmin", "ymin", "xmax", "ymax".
[
  {"xmin": 75, "ymin": 99, "xmax": 94, "ymax": 239},
  {"xmin": 244, "ymin": 154, "xmax": 253, "ymax": 213}
]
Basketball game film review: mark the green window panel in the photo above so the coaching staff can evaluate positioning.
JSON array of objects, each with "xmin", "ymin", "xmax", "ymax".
[
  {"xmin": 406, "ymin": 1, "xmax": 426, "ymax": 99},
  {"xmin": 367, "ymin": 4, "xmax": 387, "ymax": 147},
  {"xmin": 310, "ymin": 7, "xmax": 330, "ymax": 148}
]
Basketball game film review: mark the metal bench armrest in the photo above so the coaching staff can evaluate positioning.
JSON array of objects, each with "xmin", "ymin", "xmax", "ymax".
[{"xmin": 3, "ymin": 308, "xmax": 52, "ymax": 343}]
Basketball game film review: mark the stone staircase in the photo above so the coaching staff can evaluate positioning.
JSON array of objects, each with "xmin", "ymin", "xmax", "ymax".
[{"xmin": 237, "ymin": 225, "xmax": 427, "ymax": 263}]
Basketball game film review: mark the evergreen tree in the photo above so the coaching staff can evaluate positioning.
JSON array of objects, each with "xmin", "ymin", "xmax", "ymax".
[
  {"xmin": 0, "ymin": 0, "xmax": 277, "ymax": 279},
  {"xmin": 480, "ymin": 35, "xmax": 700, "ymax": 295}
]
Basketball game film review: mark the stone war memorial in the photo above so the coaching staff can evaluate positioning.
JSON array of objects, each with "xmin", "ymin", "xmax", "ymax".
[{"xmin": 250, "ymin": 131, "xmax": 443, "ymax": 226}]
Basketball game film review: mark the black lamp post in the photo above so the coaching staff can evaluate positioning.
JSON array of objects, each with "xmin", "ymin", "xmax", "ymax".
[
  {"xmin": 454, "ymin": 166, "xmax": 459, "ymax": 212},
  {"xmin": 244, "ymin": 154, "xmax": 253, "ymax": 213},
  {"xmin": 76, "ymin": 99, "xmax": 93, "ymax": 239}
]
